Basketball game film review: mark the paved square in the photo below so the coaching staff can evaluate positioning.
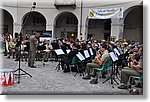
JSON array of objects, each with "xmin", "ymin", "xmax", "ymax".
[{"xmin": 1, "ymin": 55, "xmax": 129, "ymax": 95}]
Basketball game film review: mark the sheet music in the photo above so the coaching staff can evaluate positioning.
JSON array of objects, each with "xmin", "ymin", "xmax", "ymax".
[
  {"xmin": 76, "ymin": 54, "xmax": 84, "ymax": 61},
  {"xmin": 66, "ymin": 49, "xmax": 71, "ymax": 54},
  {"xmin": 78, "ymin": 52, "xmax": 85, "ymax": 60},
  {"xmin": 89, "ymin": 48, "xmax": 94, "ymax": 55},
  {"xmin": 55, "ymin": 49, "xmax": 65, "ymax": 55},
  {"xmin": 40, "ymin": 37, "xmax": 52, "ymax": 42},
  {"xmin": 84, "ymin": 50, "xmax": 90, "ymax": 58},
  {"xmin": 114, "ymin": 48, "xmax": 120, "ymax": 56},
  {"xmin": 43, "ymin": 49, "xmax": 51, "ymax": 52},
  {"xmin": 109, "ymin": 52, "xmax": 118, "ymax": 62}
]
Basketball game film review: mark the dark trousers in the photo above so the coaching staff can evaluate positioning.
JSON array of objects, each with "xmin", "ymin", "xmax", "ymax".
[{"xmin": 61, "ymin": 56, "xmax": 70, "ymax": 71}]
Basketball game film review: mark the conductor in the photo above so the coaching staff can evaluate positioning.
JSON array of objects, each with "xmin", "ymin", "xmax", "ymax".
[{"xmin": 28, "ymin": 32, "xmax": 41, "ymax": 68}]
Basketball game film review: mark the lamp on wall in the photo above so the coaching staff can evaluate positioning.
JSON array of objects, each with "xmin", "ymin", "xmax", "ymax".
[{"xmin": 71, "ymin": 33, "xmax": 74, "ymax": 37}]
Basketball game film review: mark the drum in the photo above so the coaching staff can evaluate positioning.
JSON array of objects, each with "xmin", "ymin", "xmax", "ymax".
[{"xmin": 0, "ymin": 69, "xmax": 14, "ymax": 86}]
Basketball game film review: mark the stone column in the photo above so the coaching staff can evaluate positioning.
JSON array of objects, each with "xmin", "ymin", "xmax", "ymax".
[
  {"xmin": 46, "ymin": 24, "xmax": 53, "ymax": 38},
  {"xmin": 81, "ymin": 26, "xmax": 88, "ymax": 41},
  {"xmin": 13, "ymin": 23, "xmax": 21, "ymax": 38},
  {"xmin": 111, "ymin": 18, "xmax": 124, "ymax": 41},
  {"xmin": 77, "ymin": 23, "xmax": 81, "ymax": 40}
]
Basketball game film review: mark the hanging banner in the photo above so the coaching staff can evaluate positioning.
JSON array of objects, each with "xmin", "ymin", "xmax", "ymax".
[{"xmin": 89, "ymin": 7, "xmax": 123, "ymax": 19}]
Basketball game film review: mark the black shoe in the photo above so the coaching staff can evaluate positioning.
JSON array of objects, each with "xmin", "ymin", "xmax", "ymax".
[
  {"xmin": 30, "ymin": 66, "xmax": 36, "ymax": 68},
  {"xmin": 135, "ymin": 83, "xmax": 142, "ymax": 88},
  {"xmin": 28, "ymin": 64, "xmax": 31, "ymax": 67},
  {"xmin": 7, "ymin": 56, "xmax": 10, "ymax": 58},
  {"xmin": 102, "ymin": 75, "xmax": 106, "ymax": 78},
  {"xmin": 63, "ymin": 70, "xmax": 70, "ymax": 73},
  {"xmin": 91, "ymin": 74, "xmax": 96, "ymax": 78},
  {"xmin": 90, "ymin": 78, "xmax": 98, "ymax": 84},
  {"xmin": 118, "ymin": 85, "xmax": 128, "ymax": 89},
  {"xmin": 15, "ymin": 59, "xmax": 19, "ymax": 61},
  {"xmin": 44, "ymin": 60, "xmax": 48, "ymax": 62},
  {"xmin": 82, "ymin": 75, "xmax": 91, "ymax": 80}
]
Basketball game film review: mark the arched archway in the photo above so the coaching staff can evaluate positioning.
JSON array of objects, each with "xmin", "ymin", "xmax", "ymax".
[
  {"xmin": 123, "ymin": 6, "xmax": 143, "ymax": 42},
  {"xmin": 53, "ymin": 12, "xmax": 78, "ymax": 40},
  {"xmin": 22, "ymin": 11, "xmax": 46, "ymax": 35},
  {"xmin": 1, "ymin": 9, "xmax": 14, "ymax": 36},
  {"xmin": 87, "ymin": 19, "xmax": 111, "ymax": 41}
]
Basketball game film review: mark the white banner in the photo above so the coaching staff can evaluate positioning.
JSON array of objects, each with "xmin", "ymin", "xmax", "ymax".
[{"xmin": 89, "ymin": 7, "xmax": 123, "ymax": 19}]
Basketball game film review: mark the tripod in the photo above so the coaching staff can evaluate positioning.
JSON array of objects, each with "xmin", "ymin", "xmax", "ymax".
[
  {"xmin": 103, "ymin": 61, "xmax": 119, "ymax": 88},
  {"xmin": 14, "ymin": 43, "xmax": 32, "ymax": 83},
  {"xmin": 55, "ymin": 56, "xmax": 62, "ymax": 71},
  {"xmin": 14, "ymin": 2, "xmax": 36, "ymax": 84}
]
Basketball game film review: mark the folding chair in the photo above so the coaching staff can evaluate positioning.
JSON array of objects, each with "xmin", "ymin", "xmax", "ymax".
[
  {"xmin": 128, "ymin": 73, "xmax": 143, "ymax": 88},
  {"xmin": 69, "ymin": 56, "xmax": 81, "ymax": 76},
  {"xmin": 94, "ymin": 59, "xmax": 112, "ymax": 83}
]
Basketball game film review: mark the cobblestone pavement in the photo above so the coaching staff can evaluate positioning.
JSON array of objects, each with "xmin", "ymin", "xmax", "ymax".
[{"xmin": 1, "ymin": 54, "xmax": 129, "ymax": 95}]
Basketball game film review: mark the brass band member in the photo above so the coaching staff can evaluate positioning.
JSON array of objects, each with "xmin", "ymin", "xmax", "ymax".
[
  {"xmin": 28, "ymin": 32, "xmax": 41, "ymax": 68},
  {"xmin": 43, "ymin": 40, "xmax": 53, "ymax": 62}
]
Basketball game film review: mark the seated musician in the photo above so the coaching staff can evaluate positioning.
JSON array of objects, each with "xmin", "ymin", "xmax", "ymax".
[
  {"xmin": 20, "ymin": 40, "xmax": 30, "ymax": 61},
  {"xmin": 118, "ymin": 47, "xmax": 143, "ymax": 89},
  {"xmin": 43, "ymin": 40, "xmax": 53, "ymax": 62},
  {"xmin": 86, "ymin": 43, "xmax": 96, "ymax": 60},
  {"xmin": 7, "ymin": 38, "xmax": 16, "ymax": 59},
  {"xmin": 83, "ymin": 44, "xmax": 110, "ymax": 79},
  {"xmin": 79, "ymin": 42, "xmax": 87, "ymax": 58},
  {"xmin": 61, "ymin": 43, "xmax": 78, "ymax": 73},
  {"xmin": 51, "ymin": 40, "xmax": 60, "ymax": 61}
]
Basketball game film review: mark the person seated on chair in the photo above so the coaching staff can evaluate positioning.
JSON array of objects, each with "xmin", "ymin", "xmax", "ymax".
[
  {"xmin": 118, "ymin": 47, "xmax": 143, "ymax": 89},
  {"xmin": 83, "ymin": 44, "xmax": 110, "ymax": 79},
  {"xmin": 7, "ymin": 38, "xmax": 16, "ymax": 59},
  {"xmin": 61, "ymin": 43, "xmax": 78, "ymax": 73},
  {"xmin": 43, "ymin": 40, "xmax": 53, "ymax": 62}
]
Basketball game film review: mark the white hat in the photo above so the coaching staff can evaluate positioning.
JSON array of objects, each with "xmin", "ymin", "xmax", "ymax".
[{"xmin": 110, "ymin": 41, "xmax": 115, "ymax": 44}]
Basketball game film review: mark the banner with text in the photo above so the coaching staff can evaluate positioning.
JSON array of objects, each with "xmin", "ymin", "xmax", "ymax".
[{"xmin": 89, "ymin": 8, "xmax": 123, "ymax": 19}]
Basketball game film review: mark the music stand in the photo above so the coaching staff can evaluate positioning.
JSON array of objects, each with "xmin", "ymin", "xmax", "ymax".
[
  {"xmin": 66, "ymin": 49, "xmax": 71, "ymax": 54},
  {"xmin": 89, "ymin": 48, "xmax": 94, "ymax": 56},
  {"xmin": 83, "ymin": 50, "xmax": 90, "ymax": 59},
  {"xmin": 75, "ymin": 53, "xmax": 86, "ymax": 77},
  {"xmin": 54, "ymin": 49, "xmax": 65, "ymax": 71},
  {"xmin": 14, "ymin": 2, "xmax": 36, "ymax": 84},
  {"xmin": 102, "ymin": 52, "xmax": 119, "ymax": 88},
  {"xmin": 113, "ymin": 48, "xmax": 121, "ymax": 80}
]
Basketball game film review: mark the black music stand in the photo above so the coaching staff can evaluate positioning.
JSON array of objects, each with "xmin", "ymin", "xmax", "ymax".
[
  {"xmin": 102, "ymin": 52, "xmax": 119, "ymax": 88},
  {"xmin": 113, "ymin": 48, "xmax": 123, "ymax": 81},
  {"xmin": 14, "ymin": 2, "xmax": 36, "ymax": 84},
  {"xmin": 75, "ymin": 53, "xmax": 86, "ymax": 77},
  {"xmin": 54, "ymin": 49, "xmax": 65, "ymax": 71}
]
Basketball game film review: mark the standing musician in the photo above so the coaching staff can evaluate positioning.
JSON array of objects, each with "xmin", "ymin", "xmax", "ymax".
[{"xmin": 28, "ymin": 32, "xmax": 41, "ymax": 68}]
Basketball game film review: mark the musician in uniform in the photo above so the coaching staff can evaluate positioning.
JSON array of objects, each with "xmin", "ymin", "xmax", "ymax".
[
  {"xmin": 7, "ymin": 38, "xmax": 16, "ymax": 59},
  {"xmin": 43, "ymin": 40, "xmax": 53, "ymax": 62},
  {"xmin": 28, "ymin": 32, "xmax": 41, "ymax": 68},
  {"xmin": 83, "ymin": 44, "xmax": 110, "ymax": 79}
]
